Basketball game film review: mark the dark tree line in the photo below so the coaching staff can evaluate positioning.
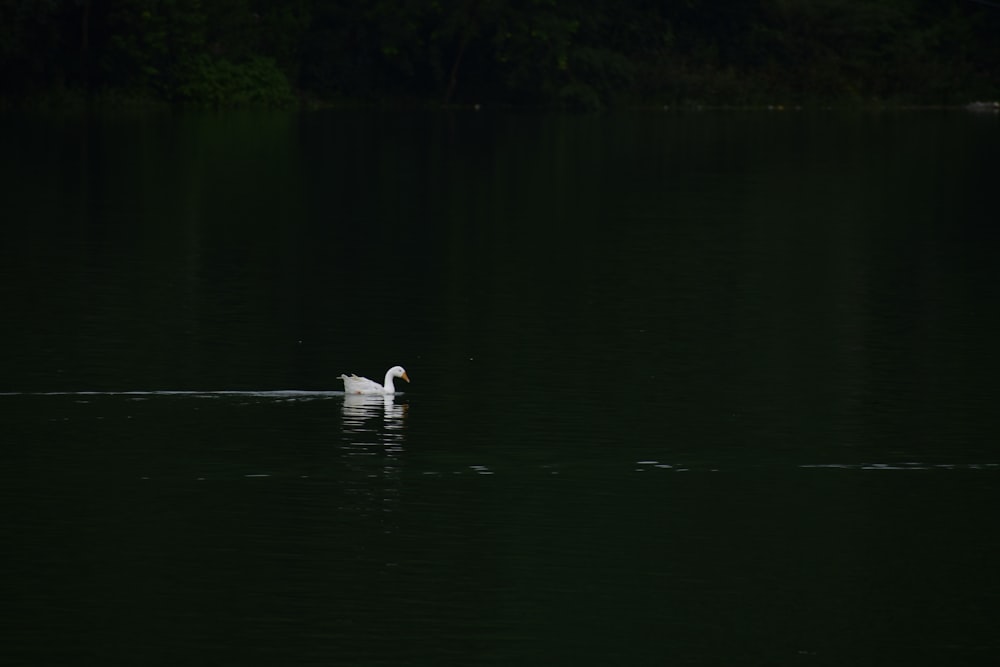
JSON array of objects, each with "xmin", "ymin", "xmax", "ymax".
[{"xmin": 2, "ymin": 0, "xmax": 998, "ymax": 108}]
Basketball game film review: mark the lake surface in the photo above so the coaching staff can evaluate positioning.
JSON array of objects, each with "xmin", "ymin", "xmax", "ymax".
[{"xmin": 2, "ymin": 109, "xmax": 999, "ymax": 665}]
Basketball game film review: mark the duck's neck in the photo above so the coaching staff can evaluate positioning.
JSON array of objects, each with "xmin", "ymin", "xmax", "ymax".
[{"xmin": 382, "ymin": 370, "xmax": 396, "ymax": 393}]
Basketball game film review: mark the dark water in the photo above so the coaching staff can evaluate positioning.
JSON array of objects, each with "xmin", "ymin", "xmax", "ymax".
[{"xmin": 2, "ymin": 110, "xmax": 999, "ymax": 665}]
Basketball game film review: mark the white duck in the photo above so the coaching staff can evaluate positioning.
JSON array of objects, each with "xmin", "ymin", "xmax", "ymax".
[{"xmin": 339, "ymin": 365, "xmax": 410, "ymax": 395}]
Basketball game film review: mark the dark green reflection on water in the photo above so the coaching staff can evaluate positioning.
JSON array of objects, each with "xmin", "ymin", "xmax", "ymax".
[{"xmin": 3, "ymin": 110, "xmax": 999, "ymax": 665}]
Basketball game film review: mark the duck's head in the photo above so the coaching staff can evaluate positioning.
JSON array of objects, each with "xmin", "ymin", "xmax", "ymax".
[{"xmin": 390, "ymin": 365, "xmax": 410, "ymax": 383}]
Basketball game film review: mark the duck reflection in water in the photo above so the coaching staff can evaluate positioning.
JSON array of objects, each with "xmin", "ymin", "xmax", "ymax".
[
  {"xmin": 339, "ymin": 392, "xmax": 408, "ymax": 519},
  {"xmin": 342, "ymin": 393, "xmax": 407, "ymax": 427},
  {"xmin": 342, "ymin": 393, "xmax": 407, "ymax": 457}
]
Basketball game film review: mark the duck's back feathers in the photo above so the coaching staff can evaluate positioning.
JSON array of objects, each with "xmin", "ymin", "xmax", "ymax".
[{"xmin": 339, "ymin": 373, "xmax": 386, "ymax": 395}]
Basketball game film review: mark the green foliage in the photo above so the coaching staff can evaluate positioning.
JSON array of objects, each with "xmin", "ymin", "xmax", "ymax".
[
  {"xmin": 174, "ymin": 55, "xmax": 295, "ymax": 107},
  {"xmin": 2, "ymin": 0, "xmax": 999, "ymax": 107},
  {"xmin": 0, "ymin": 0, "xmax": 71, "ymax": 96},
  {"xmin": 102, "ymin": 0, "xmax": 208, "ymax": 92},
  {"xmin": 491, "ymin": 2, "xmax": 579, "ymax": 101},
  {"xmin": 567, "ymin": 46, "xmax": 634, "ymax": 106},
  {"xmin": 637, "ymin": 0, "xmax": 1000, "ymax": 106}
]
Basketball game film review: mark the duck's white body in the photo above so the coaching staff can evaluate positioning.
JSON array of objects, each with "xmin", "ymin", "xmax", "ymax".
[{"xmin": 339, "ymin": 365, "xmax": 409, "ymax": 395}]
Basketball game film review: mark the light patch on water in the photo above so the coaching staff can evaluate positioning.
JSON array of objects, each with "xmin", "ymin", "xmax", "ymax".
[
  {"xmin": 800, "ymin": 462, "xmax": 1000, "ymax": 471},
  {"xmin": 0, "ymin": 390, "xmax": 344, "ymax": 399},
  {"xmin": 635, "ymin": 460, "xmax": 683, "ymax": 471}
]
